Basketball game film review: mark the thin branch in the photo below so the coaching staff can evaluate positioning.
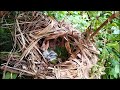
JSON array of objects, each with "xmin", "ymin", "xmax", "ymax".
[
  {"xmin": 1, "ymin": 65, "xmax": 35, "ymax": 76},
  {"xmin": 90, "ymin": 11, "xmax": 120, "ymax": 39}
]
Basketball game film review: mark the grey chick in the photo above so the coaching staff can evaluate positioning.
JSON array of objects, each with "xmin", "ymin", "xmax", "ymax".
[{"xmin": 43, "ymin": 50, "xmax": 58, "ymax": 64}]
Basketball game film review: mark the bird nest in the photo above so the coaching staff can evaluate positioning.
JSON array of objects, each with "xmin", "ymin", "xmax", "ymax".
[{"xmin": 1, "ymin": 11, "xmax": 100, "ymax": 79}]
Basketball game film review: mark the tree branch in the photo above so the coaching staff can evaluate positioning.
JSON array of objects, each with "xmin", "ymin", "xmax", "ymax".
[
  {"xmin": 90, "ymin": 11, "xmax": 120, "ymax": 39},
  {"xmin": 0, "ymin": 65, "xmax": 35, "ymax": 76}
]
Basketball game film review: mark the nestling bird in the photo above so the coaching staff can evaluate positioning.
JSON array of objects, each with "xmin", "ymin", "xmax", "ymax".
[{"xmin": 43, "ymin": 49, "xmax": 58, "ymax": 64}]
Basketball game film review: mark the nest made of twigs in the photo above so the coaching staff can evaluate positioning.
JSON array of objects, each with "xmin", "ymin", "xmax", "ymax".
[{"xmin": 1, "ymin": 11, "xmax": 100, "ymax": 79}]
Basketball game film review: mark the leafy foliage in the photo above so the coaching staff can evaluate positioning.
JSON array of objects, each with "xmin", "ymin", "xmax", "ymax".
[{"xmin": 4, "ymin": 72, "xmax": 17, "ymax": 79}]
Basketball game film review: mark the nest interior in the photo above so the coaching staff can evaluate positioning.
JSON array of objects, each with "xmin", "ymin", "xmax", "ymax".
[{"xmin": 1, "ymin": 11, "xmax": 100, "ymax": 79}]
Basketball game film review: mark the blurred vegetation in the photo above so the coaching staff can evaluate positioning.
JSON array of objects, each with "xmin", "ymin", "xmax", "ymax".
[{"xmin": 0, "ymin": 11, "xmax": 120, "ymax": 79}]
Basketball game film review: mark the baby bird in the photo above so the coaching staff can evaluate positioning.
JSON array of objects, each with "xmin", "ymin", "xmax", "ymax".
[{"xmin": 43, "ymin": 49, "xmax": 58, "ymax": 64}]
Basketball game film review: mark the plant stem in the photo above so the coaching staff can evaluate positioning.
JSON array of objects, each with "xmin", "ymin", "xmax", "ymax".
[{"xmin": 90, "ymin": 11, "xmax": 120, "ymax": 39}]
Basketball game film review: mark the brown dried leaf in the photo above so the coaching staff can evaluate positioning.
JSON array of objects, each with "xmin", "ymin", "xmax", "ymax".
[
  {"xmin": 15, "ymin": 39, "xmax": 40, "ymax": 66},
  {"xmin": 16, "ymin": 19, "xmax": 26, "ymax": 49},
  {"xmin": 59, "ymin": 69, "xmax": 78, "ymax": 79},
  {"xmin": 41, "ymin": 40, "xmax": 49, "ymax": 51},
  {"xmin": 65, "ymin": 41, "xmax": 72, "ymax": 54},
  {"xmin": 84, "ymin": 43, "xmax": 100, "ymax": 54},
  {"xmin": 74, "ymin": 38, "xmax": 83, "ymax": 52},
  {"xmin": 83, "ymin": 48, "xmax": 92, "ymax": 58},
  {"xmin": 35, "ymin": 17, "xmax": 55, "ymax": 37},
  {"xmin": 90, "ymin": 54, "xmax": 98, "ymax": 64},
  {"xmin": 46, "ymin": 30, "xmax": 66, "ymax": 40}
]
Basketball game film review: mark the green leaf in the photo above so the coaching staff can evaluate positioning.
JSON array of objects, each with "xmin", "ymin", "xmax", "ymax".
[
  {"xmin": 4, "ymin": 72, "xmax": 11, "ymax": 79},
  {"xmin": 4, "ymin": 72, "xmax": 17, "ymax": 79},
  {"xmin": 88, "ymin": 11, "xmax": 98, "ymax": 18},
  {"xmin": 109, "ymin": 68, "xmax": 115, "ymax": 75},
  {"xmin": 110, "ymin": 59, "xmax": 119, "ymax": 66},
  {"xmin": 11, "ymin": 73, "xmax": 17, "ymax": 79},
  {"xmin": 101, "ymin": 48, "xmax": 109, "ymax": 59},
  {"xmin": 111, "ymin": 23, "xmax": 117, "ymax": 27},
  {"xmin": 110, "ymin": 75, "xmax": 114, "ymax": 79},
  {"xmin": 107, "ymin": 42, "xmax": 119, "ymax": 52},
  {"xmin": 107, "ymin": 34, "xmax": 117, "ymax": 41},
  {"xmin": 115, "ymin": 65, "xmax": 119, "ymax": 74},
  {"xmin": 113, "ymin": 73, "xmax": 118, "ymax": 78}
]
